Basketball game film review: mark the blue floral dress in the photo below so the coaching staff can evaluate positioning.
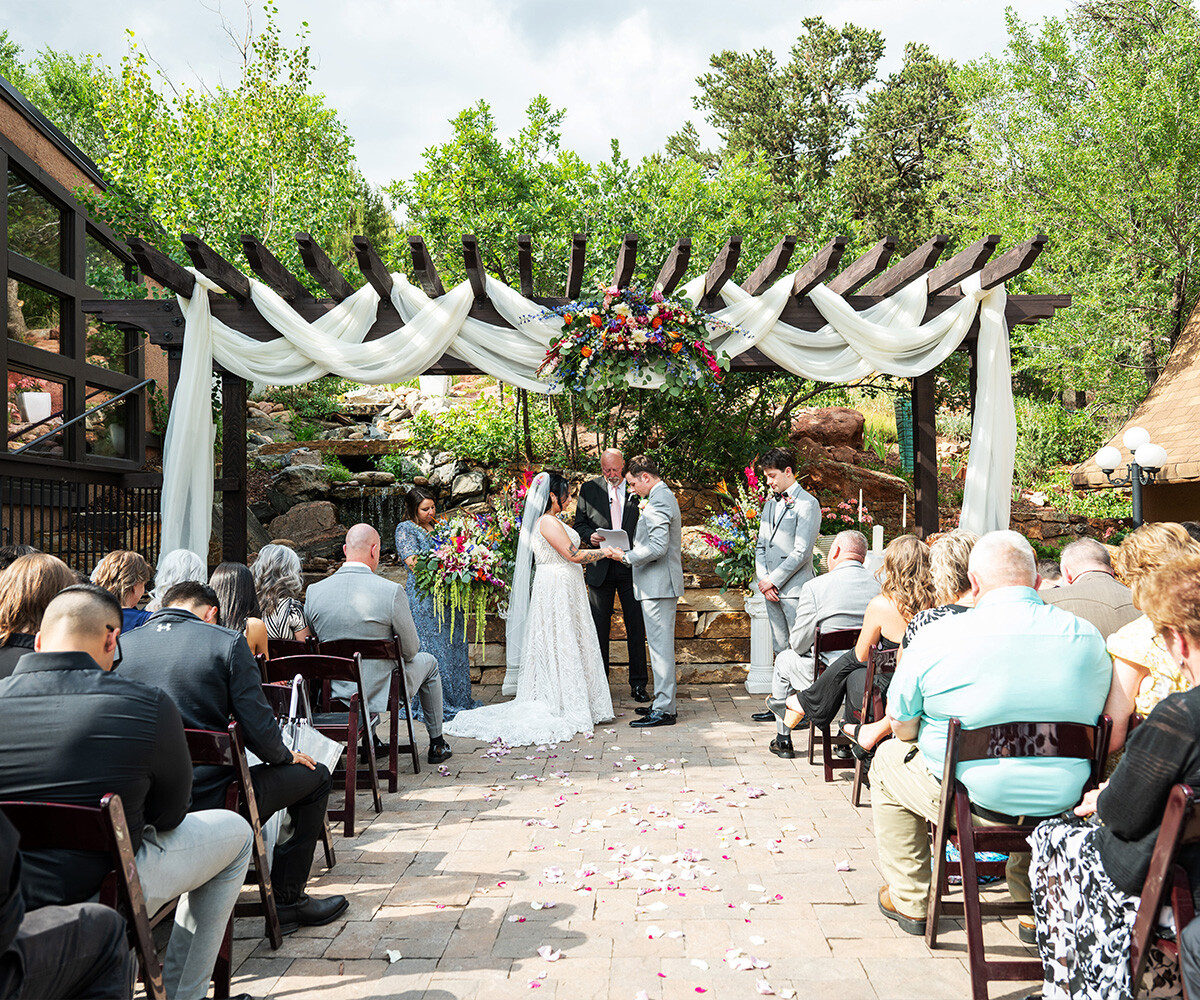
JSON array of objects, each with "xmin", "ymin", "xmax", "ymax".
[{"xmin": 395, "ymin": 520, "xmax": 481, "ymax": 721}]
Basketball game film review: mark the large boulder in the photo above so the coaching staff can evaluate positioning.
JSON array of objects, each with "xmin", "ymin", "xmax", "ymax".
[
  {"xmin": 268, "ymin": 501, "xmax": 345, "ymax": 560},
  {"xmin": 356, "ymin": 470, "xmax": 396, "ymax": 487},
  {"xmin": 245, "ymin": 416, "xmax": 293, "ymax": 443},
  {"xmin": 450, "ymin": 470, "xmax": 488, "ymax": 504},
  {"xmin": 265, "ymin": 464, "xmax": 332, "ymax": 516},
  {"xmin": 430, "ymin": 458, "xmax": 466, "ymax": 490},
  {"xmin": 789, "ymin": 407, "xmax": 865, "ymax": 450}
]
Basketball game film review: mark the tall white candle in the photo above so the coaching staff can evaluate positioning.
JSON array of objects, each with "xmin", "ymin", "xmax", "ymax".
[
  {"xmin": 902, "ymin": 495, "xmax": 907, "ymax": 529},
  {"xmin": 872, "ymin": 524, "xmax": 884, "ymax": 552},
  {"xmin": 858, "ymin": 489, "xmax": 863, "ymax": 523}
]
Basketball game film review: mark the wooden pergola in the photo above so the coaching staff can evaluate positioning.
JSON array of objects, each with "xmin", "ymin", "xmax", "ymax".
[{"xmin": 84, "ymin": 230, "xmax": 1068, "ymax": 562}]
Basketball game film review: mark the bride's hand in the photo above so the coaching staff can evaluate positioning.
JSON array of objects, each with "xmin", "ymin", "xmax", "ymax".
[{"xmin": 602, "ymin": 547, "xmax": 624, "ymax": 561}]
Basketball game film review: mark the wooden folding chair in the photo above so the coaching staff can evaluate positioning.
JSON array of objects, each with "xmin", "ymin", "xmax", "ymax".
[
  {"xmin": 0, "ymin": 792, "xmax": 225, "ymax": 1000},
  {"xmin": 260, "ymin": 682, "xmax": 337, "ymax": 870},
  {"xmin": 183, "ymin": 722, "xmax": 283, "ymax": 948},
  {"xmin": 319, "ymin": 636, "xmax": 422, "ymax": 787},
  {"xmin": 1130, "ymin": 783, "xmax": 1200, "ymax": 999},
  {"xmin": 267, "ymin": 636, "xmax": 318, "ymax": 660},
  {"xmin": 262, "ymin": 653, "xmax": 380, "ymax": 838},
  {"xmin": 925, "ymin": 716, "xmax": 1111, "ymax": 1000},
  {"xmin": 805, "ymin": 625, "xmax": 860, "ymax": 779},
  {"xmin": 850, "ymin": 642, "xmax": 899, "ymax": 807}
]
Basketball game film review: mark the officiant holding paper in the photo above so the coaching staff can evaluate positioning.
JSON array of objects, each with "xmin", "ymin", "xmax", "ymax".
[{"xmin": 575, "ymin": 449, "xmax": 650, "ymax": 702}]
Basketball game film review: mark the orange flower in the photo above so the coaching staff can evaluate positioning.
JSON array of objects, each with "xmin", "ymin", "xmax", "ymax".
[
  {"xmin": 581, "ymin": 346, "xmax": 592, "ymax": 357},
  {"xmin": 668, "ymin": 329, "xmax": 681, "ymax": 339},
  {"xmin": 651, "ymin": 317, "xmax": 662, "ymax": 328},
  {"xmin": 590, "ymin": 314, "xmax": 603, "ymax": 327},
  {"xmin": 670, "ymin": 342, "xmax": 682, "ymax": 353},
  {"xmin": 563, "ymin": 313, "xmax": 574, "ymax": 324}
]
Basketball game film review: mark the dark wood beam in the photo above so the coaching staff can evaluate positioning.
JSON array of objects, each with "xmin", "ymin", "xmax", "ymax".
[
  {"xmin": 791, "ymin": 235, "xmax": 850, "ymax": 297},
  {"xmin": 128, "ymin": 238, "xmax": 196, "ymax": 298},
  {"xmin": 701, "ymin": 236, "xmax": 742, "ymax": 305},
  {"xmin": 352, "ymin": 236, "xmax": 393, "ymax": 301},
  {"xmin": 612, "ymin": 233, "xmax": 638, "ymax": 289},
  {"xmin": 925, "ymin": 235, "xmax": 1001, "ymax": 295},
  {"xmin": 296, "ymin": 232, "xmax": 354, "ymax": 301},
  {"xmin": 240, "ymin": 236, "xmax": 311, "ymax": 301},
  {"xmin": 859, "ymin": 234, "xmax": 949, "ymax": 297},
  {"xmin": 654, "ymin": 238, "xmax": 691, "ymax": 296},
  {"xmin": 741, "ymin": 235, "xmax": 796, "ymax": 296},
  {"xmin": 827, "ymin": 237, "xmax": 898, "ymax": 295},
  {"xmin": 181, "ymin": 234, "xmax": 251, "ymax": 301},
  {"xmin": 980, "ymin": 234, "xmax": 1048, "ymax": 290},
  {"xmin": 219, "ymin": 369, "xmax": 248, "ymax": 563},
  {"xmin": 462, "ymin": 235, "xmax": 487, "ymax": 299},
  {"xmin": 565, "ymin": 233, "xmax": 587, "ymax": 299},
  {"xmin": 912, "ymin": 372, "xmax": 938, "ymax": 538},
  {"xmin": 517, "ymin": 234, "xmax": 534, "ymax": 297},
  {"xmin": 407, "ymin": 236, "xmax": 445, "ymax": 298}
]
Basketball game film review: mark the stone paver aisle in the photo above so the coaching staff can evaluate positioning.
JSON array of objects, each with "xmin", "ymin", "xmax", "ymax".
[{"xmin": 229, "ymin": 685, "xmax": 1041, "ymax": 999}]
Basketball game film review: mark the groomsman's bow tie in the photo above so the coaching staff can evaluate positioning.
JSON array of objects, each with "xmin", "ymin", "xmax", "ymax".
[{"xmin": 772, "ymin": 491, "xmax": 785, "ymax": 502}]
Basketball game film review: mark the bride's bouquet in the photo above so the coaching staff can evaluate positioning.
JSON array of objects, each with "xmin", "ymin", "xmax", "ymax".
[
  {"xmin": 411, "ymin": 513, "xmax": 509, "ymax": 646},
  {"xmin": 698, "ymin": 466, "xmax": 769, "ymax": 592}
]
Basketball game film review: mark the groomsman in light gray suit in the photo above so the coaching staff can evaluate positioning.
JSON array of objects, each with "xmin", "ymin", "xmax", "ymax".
[
  {"xmin": 304, "ymin": 523, "xmax": 452, "ymax": 764},
  {"xmin": 604, "ymin": 455, "xmax": 684, "ymax": 729},
  {"xmin": 753, "ymin": 447, "xmax": 821, "ymax": 657}
]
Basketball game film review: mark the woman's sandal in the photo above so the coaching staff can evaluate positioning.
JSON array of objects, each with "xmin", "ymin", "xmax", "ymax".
[
  {"xmin": 783, "ymin": 695, "xmax": 805, "ymax": 730},
  {"xmin": 841, "ymin": 722, "xmax": 875, "ymax": 762}
]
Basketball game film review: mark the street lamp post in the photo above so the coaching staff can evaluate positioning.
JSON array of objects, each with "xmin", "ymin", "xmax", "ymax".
[{"xmin": 1093, "ymin": 426, "xmax": 1168, "ymax": 528}]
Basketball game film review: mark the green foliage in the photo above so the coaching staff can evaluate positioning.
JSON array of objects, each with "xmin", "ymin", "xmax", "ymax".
[
  {"xmin": 408, "ymin": 396, "xmax": 563, "ymax": 467},
  {"xmin": 1013, "ymin": 399, "xmax": 1108, "ymax": 489},
  {"xmin": 322, "ymin": 452, "xmax": 353, "ymax": 483},
  {"xmin": 377, "ymin": 454, "xmax": 424, "ymax": 481},
  {"xmin": 290, "ymin": 419, "xmax": 318, "ymax": 442},
  {"xmin": 1027, "ymin": 467, "xmax": 1133, "ymax": 521},
  {"xmin": 263, "ymin": 376, "xmax": 356, "ymax": 421}
]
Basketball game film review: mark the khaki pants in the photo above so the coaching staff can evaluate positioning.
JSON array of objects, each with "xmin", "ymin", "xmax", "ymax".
[{"xmin": 870, "ymin": 736, "xmax": 1030, "ymax": 918}]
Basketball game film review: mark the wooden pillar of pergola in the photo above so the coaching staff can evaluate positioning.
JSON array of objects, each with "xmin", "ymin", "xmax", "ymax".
[{"xmin": 85, "ymin": 231, "xmax": 1068, "ymax": 563}]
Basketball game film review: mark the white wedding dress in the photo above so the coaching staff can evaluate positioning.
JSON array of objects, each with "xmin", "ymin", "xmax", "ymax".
[{"xmin": 442, "ymin": 519, "xmax": 614, "ymax": 746}]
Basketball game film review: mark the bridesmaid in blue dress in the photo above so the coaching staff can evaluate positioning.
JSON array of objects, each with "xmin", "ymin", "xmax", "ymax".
[{"xmin": 395, "ymin": 487, "xmax": 481, "ymax": 721}]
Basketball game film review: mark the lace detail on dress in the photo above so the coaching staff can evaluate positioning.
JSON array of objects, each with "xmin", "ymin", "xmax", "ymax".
[{"xmin": 443, "ymin": 517, "xmax": 614, "ymax": 746}]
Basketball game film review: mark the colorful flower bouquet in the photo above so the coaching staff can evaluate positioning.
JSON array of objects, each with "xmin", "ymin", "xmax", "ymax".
[
  {"xmin": 538, "ymin": 282, "xmax": 732, "ymax": 398},
  {"xmin": 699, "ymin": 466, "xmax": 769, "ymax": 592},
  {"xmin": 411, "ymin": 513, "xmax": 509, "ymax": 646},
  {"xmin": 485, "ymin": 470, "xmax": 536, "ymax": 583}
]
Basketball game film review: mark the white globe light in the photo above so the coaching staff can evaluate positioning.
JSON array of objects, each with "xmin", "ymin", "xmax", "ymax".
[
  {"xmin": 1095, "ymin": 446, "xmax": 1122, "ymax": 473},
  {"xmin": 1123, "ymin": 426, "xmax": 1151, "ymax": 451},
  {"xmin": 1135, "ymin": 442, "xmax": 1168, "ymax": 472}
]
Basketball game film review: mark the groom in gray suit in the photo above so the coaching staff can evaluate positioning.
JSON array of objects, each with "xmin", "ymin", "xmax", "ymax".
[{"xmin": 604, "ymin": 455, "xmax": 683, "ymax": 728}]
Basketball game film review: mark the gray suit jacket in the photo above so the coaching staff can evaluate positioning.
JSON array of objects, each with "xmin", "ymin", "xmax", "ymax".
[
  {"xmin": 754, "ymin": 483, "xmax": 821, "ymax": 598},
  {"xmin": 789, "ymin": 559, "xmax": 881, "ymax": 656},
  {"xmin": 624, "ymin": 481, "xmax": 684, "ymax": 601},
  {"xmin": 1043, "ymin": 570, "xmax": 1139, "ymax": 640},
  {"xmin": 304, "ymin": 563, "xmax": 420, "ymax": 711}
]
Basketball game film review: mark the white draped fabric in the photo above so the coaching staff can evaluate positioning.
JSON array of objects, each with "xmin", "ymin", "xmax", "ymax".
[{"xmin": 157, "ymin": 266, "xmax": 1014, "ymax": 563}]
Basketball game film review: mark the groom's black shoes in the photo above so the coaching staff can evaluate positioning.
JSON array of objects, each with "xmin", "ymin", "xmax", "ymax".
[
  {"xmin": 769, "ymin": 736, "xmax": 796, "ymax": 759},
  {"xmin": 629, "ymin": 710, "xmax": 676, "ymax": 728},
  {"xmin": 630, "ymin": 686, "xmax": 651, "ymax": 703},
  {"xmin": 427, "ymin": 738, "xmax": 453, "ymax": 764},
  {"xmin": 750, "ymin": 710, "xmax": 776, "ymax": 722}
]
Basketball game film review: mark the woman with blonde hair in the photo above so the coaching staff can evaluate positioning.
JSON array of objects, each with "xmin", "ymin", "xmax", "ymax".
[
  {"xmin": 251, "ymin": 543, "xmax": 312, "ymax": 641},
  {"xmin": 0, "ymin": 552, "xmax": 77, "ymax": 677},
  {"xmin": 90, "ymin": 549, "xmax": 154, "ymax": 632},
  {"xmin": 1102, "ymin": 521, "xmax": 1200, "ymax": 752},
  {"xmin": 779, "ymin": 534, "xmax": 936, "ymax": 732}
]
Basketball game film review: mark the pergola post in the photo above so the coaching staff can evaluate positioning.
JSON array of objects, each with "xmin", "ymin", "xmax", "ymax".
[
  {"xmin": 911, "ymin": 373, "xmax": 939, "ymax": 538},
  {"xmin": 220, "ymin": 370, "xmax": 248, "ymax": 564}
]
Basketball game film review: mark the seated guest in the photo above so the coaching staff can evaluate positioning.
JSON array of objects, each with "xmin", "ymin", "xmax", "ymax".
[
  {"xmin": 90, "ymin": 549, "xmax": 154, "ymax": 632},
  {"xmin": 771, "ymin": 535, "xmax": 934, "ymax": 744},
  {"xmin": 1030, "ymin": 551, "xmax": 1200, "ymax": 999},
  {"xmin": 871, "ymin": 530, "xmax": 1110, "ymax": 936},
  {"xmin": 0, "ymin": 810, "xmax": 134, "ymax": 999},
  {"xmin": 120, "ymin": 581, "xmax": 347, "ymax": 932},
  {"xmin": 1042, "ymin": 537, "xmax": 1139, "ymax": 639},
  {"xmin": 251, "ymin": 544, "xmax": 312, "ymax": 642},
  {"xmin": 1182, "ymin": 521, "xmax": 1200, "ymax": 544},
  {"xmin": 753, "ymin": 530, "xmax": 880, "ymax": 760},
  {"xmin": 209, "ymin": 562, "xmax": 268, "ymax": 657},
  {"xmin": 0, "ymin": 585, "xmax": 253, "ymax": 1000},
  {"xmin": 846, "ymin": 529, "xmax": 979, "ymax": 755},
  {"xmin": 146, "ymin": 549, "xmax": 207, "ymax": 612},
  {"xmin": 0, "ymin": 544, "xmax": 37, "ymax": 573},
  {"xmin": 1104, "ymin": 522, "xmax": 1200, "ymax": 752},
  {"xmin": 0, "ymin": 554, "xmax": 76, "ymax": 679},
  {"xmin": 305, "ymin": 524, "xmax": 452, "ymax": 765},
  {"xmin": 1037, "ymin": 559, "xmax": 1063, "ymax": 589}
]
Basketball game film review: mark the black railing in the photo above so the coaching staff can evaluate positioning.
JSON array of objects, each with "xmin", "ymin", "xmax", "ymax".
[
  {"xmin": 1, "ymin": 475, "xmax": 161, "ymax": 571},
  {"xmin": 9, "ymin": 378, "xmax": 155, "ymax": 454}
]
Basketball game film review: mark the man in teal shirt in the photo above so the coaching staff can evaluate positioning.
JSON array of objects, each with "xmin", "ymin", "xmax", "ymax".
[{"xmin": 871, "ymin": 530, "xmax": 1111, "ymax": 935}]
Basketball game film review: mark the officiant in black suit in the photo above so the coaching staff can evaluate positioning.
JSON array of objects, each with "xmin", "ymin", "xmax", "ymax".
[{"xmin": 574, "ymin": 448, "xmax": 650, "ymax": 702}]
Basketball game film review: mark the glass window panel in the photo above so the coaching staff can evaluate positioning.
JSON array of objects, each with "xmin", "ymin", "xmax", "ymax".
[
  {"xmin": 7, "ymin": 281, "xmax": 64, "ymax": 355},
  {"xmin": 86, "ymin": 322, "xmax": 131, "ymax": 373},
  {"xmin": 84, "ymin": 384, "xmax": 130, "ymax": 459},
  {"xmin": 6, "ymin": 167, "xmax": 64, "ymax": 272},
  {"xmin": 85, "ymin": 231, "xmax": 140, "ymax": 373},
  {"xmin": 7, "ymin": 369, "xmax": 67, "ymax": 455}
]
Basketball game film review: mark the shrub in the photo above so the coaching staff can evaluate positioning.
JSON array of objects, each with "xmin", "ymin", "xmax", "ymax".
[
  {"xmin": 377, "ymin": 454, "xmax": 424, "ymax": 481},
  {"xmin": 323, "ymin": 453, "xmax": 353, "ymax": 482},
  {"xmin": 1014, "ymin": 400, "xmax": 1107, "ymax": 490},
  {"xmin": 409, "ymin": 395, "xmax": 563, "ymax": 466},
  {"xmin": 264, "ymin": 376, "xmax": 357, "ymax": 421}
]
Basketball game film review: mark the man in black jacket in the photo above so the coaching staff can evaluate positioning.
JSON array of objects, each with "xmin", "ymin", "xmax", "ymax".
[
  {"xmin": 120, "ymin": 581, "xmax": 347, "ymax": 932},
  {"xmin": 0, "ymin": 811, "xmax": 134, "ymax": 999},
  {"xmin": 0, "ymin": 585, "xmax": 253, "ymax": 1000},
  {"xmin": 574, "ymin": 448, "xmax": 649, "ymax": 701}
]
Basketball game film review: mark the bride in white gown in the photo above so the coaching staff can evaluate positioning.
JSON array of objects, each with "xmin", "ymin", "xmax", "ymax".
[{"xmin": 443, "ymin": 472, "xmax": 615, "ymax": 746}]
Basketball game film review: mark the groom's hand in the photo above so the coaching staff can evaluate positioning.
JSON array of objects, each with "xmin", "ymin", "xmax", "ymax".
[
  {"xmin": 758, "ymin": 578, "xmax": 780, "ymax": 602},
  {"xmin": 601, "ymin": 547, "xmax": 624, "ymax": 561}
]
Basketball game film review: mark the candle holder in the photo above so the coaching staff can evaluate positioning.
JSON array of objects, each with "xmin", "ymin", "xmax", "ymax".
[{"xmin": 1093, "ymin": 427, "xmax": 1167, "ymax": 528}]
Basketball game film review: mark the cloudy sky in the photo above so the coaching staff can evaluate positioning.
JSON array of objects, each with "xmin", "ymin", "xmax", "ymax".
[{"xmin": 6, "ymin": 0, "xmax": 1069, "ymax": 188}]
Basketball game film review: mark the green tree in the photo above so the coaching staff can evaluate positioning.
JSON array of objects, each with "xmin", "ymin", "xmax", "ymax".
[{"xmin": 937, "ymin": 1, "xmax": 1200, "ymax": 409}]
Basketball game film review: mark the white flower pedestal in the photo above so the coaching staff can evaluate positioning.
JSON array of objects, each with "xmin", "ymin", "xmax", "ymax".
[
  {"xmin": 16, "ymin": 391, "xmax": 51, "ymax": 423},
  {"xmin": 743, "ymin": 590, "xmax": 774, "ymax": 695}
]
